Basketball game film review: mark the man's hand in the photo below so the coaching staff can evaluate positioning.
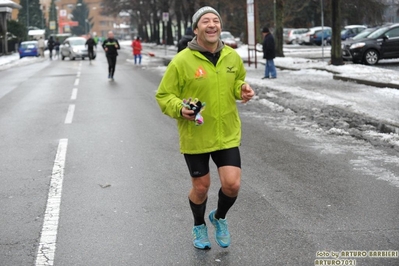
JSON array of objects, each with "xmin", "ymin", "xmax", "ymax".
[
  {"xmin": 241, "ymin": 83, "xmax": 255, "ymax": 103},
  {"xmin": 181, "ymin": 107, "xmax": 195, "ymax": 121}
]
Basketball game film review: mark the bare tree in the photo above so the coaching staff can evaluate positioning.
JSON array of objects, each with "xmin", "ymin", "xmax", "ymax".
[
  {"xmin": 275, "ymin": 0, "xmax": 284, "ymax": 57},
  {"xmin": 330, "ymin": 0, "xmax": 343, "ymax": 65}
]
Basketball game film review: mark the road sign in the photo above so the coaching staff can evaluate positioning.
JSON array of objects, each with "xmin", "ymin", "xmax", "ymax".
[
  {"xmin": 59, "ymin": 9, "xmax": 67, "ymax": 17},
  {"xmin": 162, "ymin": 12, "xmax": 169, "ymax": 23},
  {"xmin": 50, "ymin": 21, "xmax": 56, "ymax": 30}
]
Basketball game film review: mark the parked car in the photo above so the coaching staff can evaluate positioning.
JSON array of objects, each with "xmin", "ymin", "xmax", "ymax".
[
  {"xmin": 220, "ymin": 31, "xmax": 238, "ymax": 48},
  {"xmin": 341, "ymin": 27, "xmax": 378, "ymax": 60},
  {"xmin": 60, "ymin": 37, "xmax": 96, "ymax": 60},
  {"xmin": 299, "ymin": 26, "xmax": 331, "ymax": 44},
  {"xmin": 341, "ymin": 25, "xmax": 367, "ymax": 40},
  {"xmin": 310, "ymin": 28, "xmax": 332, "ymax": 45},
  {"xmin": 18, "ymin": 41, "xmax": 39, "ymax": 58},
  {"xmin": 284, "ymin": 28, "xmax": 308, "ymax": 44},
  {"xmin": 348, "ymin": 23, "xmax": 399, "ymax": 65}
]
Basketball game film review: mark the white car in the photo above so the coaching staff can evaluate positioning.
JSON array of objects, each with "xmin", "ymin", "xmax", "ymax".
[
  {"xmin": 284, "ymin": 28, "xmax": 308, "ymax": 44},
  {"xmin": 299, "ymin": 26, "xmax": 331, "ymax": 44},
  {"xmin": 60, "ymin": 37, "xmax": 96, "ymax": 60}
]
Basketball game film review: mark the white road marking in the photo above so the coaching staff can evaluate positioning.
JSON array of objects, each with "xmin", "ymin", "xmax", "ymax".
[
  {"xmin": 74, "ymin": 78, "xmax": 79, "ymax": 86},
  {"xmin": 64, "ymin": 104, "xmax": 75, "ymax": 124},
  {"xmin": 76, "ymin": 71, "xmax": 81, "ymax": 78},
  {"xmin": 35, "ymin": 138, "xmax": 68, "ymax": 266},
  {"xmin": 71, "ymin": 88, "xmax": 78, "ymax": 100}
]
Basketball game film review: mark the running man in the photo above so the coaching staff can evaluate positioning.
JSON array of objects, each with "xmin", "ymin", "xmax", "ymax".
[
  {"xmin": 102, "ymin": 31, "xmax": 120, "ymax": 81},
  {"xmin": 85, "ymin": 33, "xmax": 96, "ymax": 63},
  {"xmin": 156, "ymin": 6, "xmax": 254, "ymax": 250}
]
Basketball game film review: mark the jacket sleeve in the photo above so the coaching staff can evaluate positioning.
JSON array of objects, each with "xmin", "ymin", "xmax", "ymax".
[
  {"xmin": 155, "ymin": 62, "xmax": 183, "ymax": 119},
  {"xmin": 116, "ymin": 40, "xmax": 121, "ymax": 50},
  {"xmin": 234, "ymin": 57, "xmax": 247, "ymax": 100}
]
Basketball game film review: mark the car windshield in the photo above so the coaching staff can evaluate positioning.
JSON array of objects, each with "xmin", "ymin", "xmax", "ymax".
[
  {"xmin": 353, "ymin": 29, "xmax": 375, "ymax": 40},
  {"xmin": 21, "ymin": 42, "xmax": 37, "ymax": 49},
  {"xmin": 367, "ymin": 27, "xmax": 389, "ymax": 39},
  {"xmin": 221, "ymin": 32, "xmax": 234, "ymax": 39},
  {"xmin": 69, "ymin": 39, "xmax": 86, "ymax": 45}
]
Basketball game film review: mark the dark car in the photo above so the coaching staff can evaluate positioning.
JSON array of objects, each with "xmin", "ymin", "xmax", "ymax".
[
  {"xmin": 310, "ymin": 29, "xmax": 332, "ymax": 45},
  {"xmin": 348, "ymin": 23, "xmax": 399, "ymax": 65},
  {"xmin": 341, "ymin": 28, "xmax": 378, "ymax": 60}
]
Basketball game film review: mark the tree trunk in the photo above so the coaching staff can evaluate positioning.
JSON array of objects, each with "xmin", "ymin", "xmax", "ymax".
[
  {"xmin": 330, "ymin": 0, "xmax": 343, "ymax": 65},
  {"xmin": 275, "ymin": 0, "xmax": 284, "ymax": 57}
]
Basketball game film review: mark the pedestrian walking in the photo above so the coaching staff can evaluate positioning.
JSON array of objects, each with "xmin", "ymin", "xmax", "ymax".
[
  {"xmin": 177, "ymin": 27, "xmax": 193, "ymax": 53},
  {"xmin": 131, "ymin": 36, "xmax": 142, "ymax": 65},
  {"xmin": 155, "ymin": 6, "xmax": 254, "ymax": 250},
  {"xmin": 47, "ymin": 36, "xmax": 55, "ymax": 60},
  {"xmin": 261, "ymin": 26, "xmax": 277, "ymax": 79},
  {"xmin": 38, "ymin": 37, "xmax": 45, "ymax": 58},
  {"xmin": 102, "ymin": 31, "xmax": 120, "ymax": 81},
  {"xmin": 85, "ymin": 33, "xmax": 96, "ymax": 63},
  {"xmin": 54, "ymin": 38, "xmax": 60, "ymax": 60}
]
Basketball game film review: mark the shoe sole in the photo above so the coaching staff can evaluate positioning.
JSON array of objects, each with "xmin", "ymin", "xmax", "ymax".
[{"xmin": 193, "ymin": 244, "xmax": 211, "ymax": 250}]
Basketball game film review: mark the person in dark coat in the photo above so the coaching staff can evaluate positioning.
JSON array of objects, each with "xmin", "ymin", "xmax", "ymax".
[
  {"xmin": 261, "ymin": 27, "xmax": 277, "ymax": 79},
  {"xmin": 54, "ymin": 38, "xmax": 60, "ymax": 59},
  {"xmin": 177, "ymin": 27, "xmax": 193, "ymax": 53},
  {"xmin": 102, "ymin": 31, "xmax": 120, "ymax": 81},
  {"xmin": 47, "ymin": 36, "xmax": 55, "ymax": 60},
  {"xmin": 85, "ymin": 34, "xmax": 96, "ymax": 62}
]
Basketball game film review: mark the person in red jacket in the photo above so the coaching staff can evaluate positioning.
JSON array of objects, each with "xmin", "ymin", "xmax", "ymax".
[{"xmin": 131, "ymin": 36, "xmax": 142, "ymax": 65}]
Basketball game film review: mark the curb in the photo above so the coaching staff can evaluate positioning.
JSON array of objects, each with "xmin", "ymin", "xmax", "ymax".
[{"xmin": 333, "ymin": 75, "xmax": 399, "ymax": 90}]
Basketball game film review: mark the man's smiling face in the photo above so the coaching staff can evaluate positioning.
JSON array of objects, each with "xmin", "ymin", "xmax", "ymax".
[{"xmin": 194, "ymin": 13, "xmax": 222, "ymax": 52}]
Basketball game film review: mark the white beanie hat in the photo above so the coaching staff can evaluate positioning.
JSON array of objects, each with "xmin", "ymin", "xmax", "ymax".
[{"xmin": 192, "ymin": 6, "xmax": 222, "ymax": 30}]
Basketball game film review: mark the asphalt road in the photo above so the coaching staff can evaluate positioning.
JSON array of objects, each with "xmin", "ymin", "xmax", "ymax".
[{"xmin": 0, "ymin": 47, "xmax": 398, "ymax": 266}]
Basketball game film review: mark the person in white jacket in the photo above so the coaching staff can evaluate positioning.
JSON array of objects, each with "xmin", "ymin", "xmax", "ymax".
[{"xmin": 38, "ymin": 37, "xmax": 45, "ymax": 58}]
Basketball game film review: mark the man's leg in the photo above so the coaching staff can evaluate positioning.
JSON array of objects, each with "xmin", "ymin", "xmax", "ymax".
[
  {"xmin": 106, "ymin": 55, "xmax": 112, "ymax": 79},
  {"xmin": 111, "ymin": 56, "xmax": 117, "ymax": 78},
  {"xmin": 265, "ymin": 59, "xmax": 271, "ymax": 78},
  {"xmin": 270, "ymin": 59, "xmax": 277, "ymax": 78},
  {"xmin": 189, "ymin": 174, "xmax": 211, "ymax": 249},
  {"xmin": 209, "ymin": 148, "xmax": 241, "ymax": 248},
  {"xmin": 185, "ymin": 153, "xmax": 212, "ymax": 249},
  {"xmin": 207, "ymin": 166, "xmax": 240, "ymax": 247}
]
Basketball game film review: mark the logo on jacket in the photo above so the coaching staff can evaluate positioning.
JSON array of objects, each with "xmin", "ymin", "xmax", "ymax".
[
  {"xmin": 195, "ymin": 66, "xmax": 207, "ymax": 79},
  {"xmin": 226, "ymin": 66, "xmax": 236, "ymax": 74}
]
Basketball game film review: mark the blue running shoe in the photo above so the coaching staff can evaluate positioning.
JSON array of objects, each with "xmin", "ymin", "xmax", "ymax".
[
  {"xmin": 192, "ymin": 224, "xmax": 211, "ymax": 249},
  {"xmin": 209, "ymin": 210, "xmax": 230, "ymax": 248}
]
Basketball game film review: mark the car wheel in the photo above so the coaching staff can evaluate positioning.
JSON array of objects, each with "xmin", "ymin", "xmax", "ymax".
[
  {"xmin": 69, "ymin": 53, "xmax": 75, "ymax": 61},
  {"xmin": 363, "ymin": 49, "xmax": 379, "ymax": 65},
  {"xmin": 62, "ymin": 55, "xmax": 65, "ymax": 60}
]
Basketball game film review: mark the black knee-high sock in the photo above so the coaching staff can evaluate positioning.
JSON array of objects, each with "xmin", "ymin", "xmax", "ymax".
[
  {"xmin": 189, "ymin": 198, "xmax": 207, "ymax": 226},
  {"xmin": 215, "ymin": 188, "xmax": 237, "ymax": 219}
]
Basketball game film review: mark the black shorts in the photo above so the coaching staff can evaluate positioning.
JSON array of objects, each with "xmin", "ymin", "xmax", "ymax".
[{"xmin": 184, "ymin": 147, "xmax": 241, "ymax": 178}]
